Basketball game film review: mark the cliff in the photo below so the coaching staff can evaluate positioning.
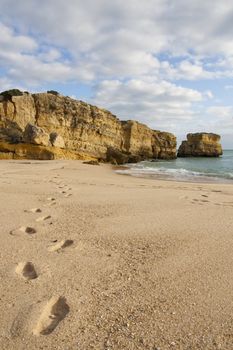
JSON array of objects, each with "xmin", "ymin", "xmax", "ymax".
[
  {"xmin": 177, "ymin": 133, "xmax": 223, "ymax": 157},
  {"xmin": 0, "ymin": 90, "xmax": 177, "ymax": 163}
]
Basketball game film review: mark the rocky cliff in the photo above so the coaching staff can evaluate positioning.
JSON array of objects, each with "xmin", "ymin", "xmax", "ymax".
[
  {"xmin": 177, "ymin": 133, "xmax": 223, "ymax": 157},
  {"xmin": 0, "ymin": 90, "xmax": 177, "ymax": 163}
]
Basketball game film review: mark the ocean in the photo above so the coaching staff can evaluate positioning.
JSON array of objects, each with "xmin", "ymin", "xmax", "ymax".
[{"xmin": 116, "ymin": 150, "xmax": 233, "ymax": 183}]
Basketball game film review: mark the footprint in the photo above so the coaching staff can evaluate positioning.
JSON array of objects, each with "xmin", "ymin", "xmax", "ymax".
[
  {"xmin": 64, "ymin": 194, "xmax": 72, "ymax": 198},
  {"xmin": 36, "ymin": 216, "xmax": 51, "ymax": 222},
  {"xmin": 33, "ymin": 296, "xmax": 69, "ymax": 335},
  {"xmin": 47, "ymin": 197, "xmax": 56, "ymax": 201},
  {"xmin": 25, "ymin": 208, "xmax": 42, "ymax": 213},
  {"xmin": 10, "ymin": 305, "xmax": 33, "ymax": 338},
  {"xmin": 15, "ymin": 262, "xmax": 37, "ymax": 280},
  {"xmin": 19, "ymin": 226, "xmax": 37, "ymax": 234},
  {"xmin": 201, "ymin": 194, "xmax": 208, "ymax": 198},
  {"xmin": 43, "ymin": 202, "xmax": 56, "ymax": 208},
  {"xmin": 48, "ymin": 240, "xmax": 73, "ymax": 252}
]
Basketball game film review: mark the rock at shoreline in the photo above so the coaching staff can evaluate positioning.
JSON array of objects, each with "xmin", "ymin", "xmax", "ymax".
[
  {"xmin": 178, "ymin": 133, "xmax": 223, "ymax": 157},
  {"xmin": 83, "ymin": 160, "xmax": 100, "ymax": 165},
  {"xmin": 0, "ymin": 90, "xmax": 177, "ymax": 162}
]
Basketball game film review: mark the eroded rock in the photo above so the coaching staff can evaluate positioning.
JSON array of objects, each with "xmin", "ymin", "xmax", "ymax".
[
  {"xmin": 0, "ymin": 90, "xmax": 177, "ymax": 161},
  {"xmin": 23, "ymin": 123, "xmax": 50, "ymax": 147},
  {"xmin": 83, "ymin": 160, "xmax": 100, "ymax": 165},
  {"xmin": 50, "ymin": 132, "xmax": 65, "ymax": 148},
  {"xmin": 178, "ymin": 133, "xmax": 223, "ymax": 157}
]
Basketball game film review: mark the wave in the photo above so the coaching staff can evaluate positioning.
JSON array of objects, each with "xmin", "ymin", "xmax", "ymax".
[{"xmin": 116, "ymin": 164, "xmax": 233, "ymax": 182}]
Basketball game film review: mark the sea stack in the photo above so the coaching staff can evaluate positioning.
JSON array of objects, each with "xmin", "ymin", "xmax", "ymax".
[
  {"xmin": 0, "ymin": 89, "xmax": 177, "ymax": 163},
  {"xmin": 177, "ymin": 133, "xmax": 223, "ymax": 157}
]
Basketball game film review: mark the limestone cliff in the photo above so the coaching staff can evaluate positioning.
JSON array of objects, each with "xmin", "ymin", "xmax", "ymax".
[
  {"xmin": 177, "ymin": 133, "xmax": 223, "ymax": 157},
  {"xmin": 0, "ymin": 90, "xmax": 176, "ymax": 163}
]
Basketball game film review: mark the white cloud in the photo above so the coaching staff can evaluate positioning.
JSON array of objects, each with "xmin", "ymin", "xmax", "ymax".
[
  {"xmin": 1, "ymin": 0, "xmax": 233, "ymax": 82},
  {"xmin": 91, "ymin": 78, "xmax": 206, "ymax": 134},
  {"xmin": 38, "ymin": 48, "xmax": 61, "ymax": 63},
  {"xmin": 0, "ymin": 22, "xmax": 37, "ymax": 53},
  {"xmin": 0, "ymin": 0, "xmax": 233, "ymax": 145},
  {"xmin": 206, "ymin": 106, "xmax": 233, "ymax": 135},
  {"xmin": 0, "ymin": 77, "xmax": 15, "ymax": 91},
  {"xmin": 207, "ymin": 106, "xmax": 233, "ymax": 119}
]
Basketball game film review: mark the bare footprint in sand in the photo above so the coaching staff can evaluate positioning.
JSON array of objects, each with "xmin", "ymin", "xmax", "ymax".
[
  {"xmin": 36, "ymin": 216, "xmax": 51, "ymax": 222},
  {"xmin": 25, "ymin": 208, "xmax": 42, "ymax": 213},
  {"xmin": 10, "ymin": 226, "xmax": 36, "ymax": 235},
  {"xmin": 20, "ymin": 226, "xmax": 37, "ymax": 234},
  {"xmin": 33, "ymin": 296, "xmax": 69, "ymax": 335},
  {"xmin": 48, "ymin": 240, "xmax": 73, "ymax": 252},
  {"xmin": 44, "ymin": 201, "xmax": 56, "ymax": 207},
  {"xmin": 15, "ymin": 262, "xmax": 37, "ymax": 280}
]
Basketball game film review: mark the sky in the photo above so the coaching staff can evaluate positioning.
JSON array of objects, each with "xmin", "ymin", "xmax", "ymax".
[{"xmin": 0, "ymin": 0, "xmax": 233, "ymax": 148}]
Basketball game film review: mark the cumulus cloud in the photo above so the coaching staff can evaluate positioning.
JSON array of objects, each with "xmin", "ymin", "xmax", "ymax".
[
  {"xmin": 0, "ymin": 22, "xmax": 37, "ymax": 53},
  {"xmin": 0, "ymin": 0, "xmax": 233, "ymax": 145},
  {"xmin": 91, "ymin": 78, "xmax": 207, "ymax": 134},
  {"xmin": 1, "ymin": 0, "xmax": 233, "ymax": 81}
]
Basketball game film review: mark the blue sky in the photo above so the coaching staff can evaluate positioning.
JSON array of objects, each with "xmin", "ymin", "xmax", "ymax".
[{"xmin": 0, "ymin": 0, "xmax": 233, "ymax": 148}]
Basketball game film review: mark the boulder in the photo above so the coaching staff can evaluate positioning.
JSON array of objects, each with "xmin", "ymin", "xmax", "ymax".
[
  {"xmin": 83, "ymin": 160, "xmax": 100, "ymax": 165},
  {"xmin": 50, "ymin": 132, "xmax": 65, "ymax": 148},
  {"xmin": 178, "ymin": 133, "xmax": 223, "ymax": 157},
  {"xmin": 0, "ymin": 118, "xmax": 23, "ymax": 143},
  {"xmin": 106, "ymin": 147, "xmax": 130, "ymax": 165},
  {"xmin": 23, "ymin": 123, "xmax": 50, "ymax": 147}
]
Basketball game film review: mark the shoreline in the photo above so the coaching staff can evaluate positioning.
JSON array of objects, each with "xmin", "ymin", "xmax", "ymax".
[
  {"xmin": 115, "ymin": 168, "xmax": 233, "ymax": 185},
  {"xmin": 1, "ymin": 159, "xmax": 233, "ymax": 349},
  {"xmin": 115, "ymin": 155, "xmax": 233, "ymax": 185}
]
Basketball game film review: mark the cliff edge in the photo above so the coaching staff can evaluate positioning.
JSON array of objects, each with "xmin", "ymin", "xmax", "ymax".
[{"xmin": 0, "ymin": 90, "xmax": 177, "ymax": 163}]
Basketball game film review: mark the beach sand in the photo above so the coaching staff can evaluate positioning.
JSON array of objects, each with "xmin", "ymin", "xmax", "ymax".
[{"xmin": 0, "ymin": 160, "xmax": 233, "ymax": 350}]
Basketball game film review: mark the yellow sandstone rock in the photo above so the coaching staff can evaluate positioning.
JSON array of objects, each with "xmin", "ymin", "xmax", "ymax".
[
  {"xmin": 178, "ymin": 133, "xmax": 223, "ymax": 157},
  {"xmin": 0, "ymin": 91, "xmax": 177, "ymax": 163}
]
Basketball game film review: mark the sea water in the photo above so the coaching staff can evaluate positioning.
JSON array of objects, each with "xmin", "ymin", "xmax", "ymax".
[{"xmin": 116, "ymin": 150, "xmax": 233, "ymax": 183}]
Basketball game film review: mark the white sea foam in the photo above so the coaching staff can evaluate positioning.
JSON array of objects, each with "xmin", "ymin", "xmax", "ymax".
[{"xmin": 116, "ymin": 161, "xmax": 233, "ymax": 183}]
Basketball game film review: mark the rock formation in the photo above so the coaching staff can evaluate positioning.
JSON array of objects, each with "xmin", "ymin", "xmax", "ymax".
[
  {"xmin": 0, "ymin": 89, "xmax": 177, "ymax": 163},
  {"xmin": 178, "ymin": 133, "xmax": 223, "ymax": 157}
]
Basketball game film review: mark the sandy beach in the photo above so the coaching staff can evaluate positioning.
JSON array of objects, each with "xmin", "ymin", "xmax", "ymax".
[{"xmin": 0, "ymin": 160, "xmax": 233, "ymax": 350}]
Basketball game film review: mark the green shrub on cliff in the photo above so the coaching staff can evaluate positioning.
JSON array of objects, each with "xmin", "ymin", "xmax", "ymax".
[
  {"xmin": 0, "ymin": 89, "xmax": 23, "ymax": 101},
  {"xmin": 47, "ymin": 90, "xmax": 59, "ymax": 96}
]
